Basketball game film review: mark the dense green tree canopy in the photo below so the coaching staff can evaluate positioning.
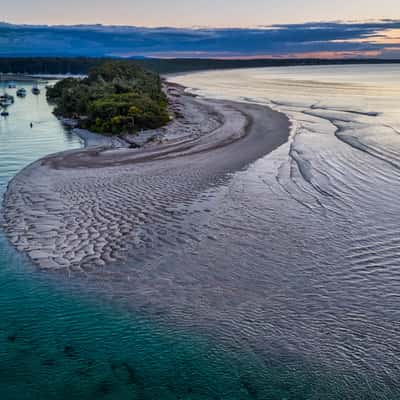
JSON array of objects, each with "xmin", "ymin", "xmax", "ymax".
[{"xmin": 46, "ymin": 61, "xmax": 169, "ymax": 135}]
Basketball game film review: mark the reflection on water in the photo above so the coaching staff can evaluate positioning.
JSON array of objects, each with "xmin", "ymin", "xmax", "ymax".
[
  {"xmin": 0, "ymin": 81, "xmax": 81, "ymax": 192},
  {"xmin": 1, "ymin": 66, "xmax": 400, "ymax": 398},
  {"xmin": 0, "ymin": 80, "xmax": 330, "ymax": 400},
  {"xmin": 165, "ymin": 65, "xmax": 400, "ymax": 397},
  {"xmin": 0, "ymin": 82, "xmax": 273, "ymax": 399}
]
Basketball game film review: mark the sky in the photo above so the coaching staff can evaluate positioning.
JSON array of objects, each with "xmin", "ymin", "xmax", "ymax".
[
  {"xmin": 2, "ymin": 0, "xmax": 399, "ymax": 27},
  {"xmin": 1, "ymin": 1, "xmax": 400, "ymax": 59}
]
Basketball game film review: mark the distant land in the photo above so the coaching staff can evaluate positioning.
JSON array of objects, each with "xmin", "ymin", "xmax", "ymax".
[{"xmin": 0, "ymin": 57, "xmax": 400, "ymax": 76}]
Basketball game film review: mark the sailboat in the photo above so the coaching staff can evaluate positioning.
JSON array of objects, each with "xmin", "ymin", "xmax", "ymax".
[
  {"xmin": 32, "ymin": 81, "xmax": 41, "ymax": 95},
  {"xmin": 0, "ymin": 108, "xmax": 9, "ymax": 117},
  {"xmin": 0, "ymin": 74, "xmax": 14, "ymax": 108},
  {"xmin": 0, "ymin": 95, "xmax": 13, "ymax": 107},
  {"xmin": 16, "ymin": 88, "xmax": 27, "ymax": 97}
]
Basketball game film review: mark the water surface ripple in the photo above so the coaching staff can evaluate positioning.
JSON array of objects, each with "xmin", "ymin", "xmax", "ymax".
[
  {"xmin": 1, "ymin": 66, "xmax": 400, "ymax": 398},
  {"xmin": 165, "ymin": 65, "xmax": 400, "ymax": 396}
]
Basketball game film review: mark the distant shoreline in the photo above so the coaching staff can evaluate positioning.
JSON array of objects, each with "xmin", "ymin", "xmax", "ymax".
[
  {"xmin": 0, "ymin": 73, "xmax": 51, "ymax": 82},
  {"xmin": 1, "ymin": 57, "xmax": 400, "ymax": 78},
  {"xmin": 1, "ymin": 81, "xmax": 290, "ymax": 271}
]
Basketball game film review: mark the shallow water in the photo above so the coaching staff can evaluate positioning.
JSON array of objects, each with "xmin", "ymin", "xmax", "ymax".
[
  {"xmin": 1, "ymin": 66, "xmax": 400, "ymax": 398},
  {"xmin": 0, "ymin": 80, "xmax": 328, "ymax": 400},
  {"xmin": 0, "ymin": 83, "xmax": 242, "ymax": 399},
  {"xmin": 167, "ymin": 65, "xmax": 400, "ymax": 397}
]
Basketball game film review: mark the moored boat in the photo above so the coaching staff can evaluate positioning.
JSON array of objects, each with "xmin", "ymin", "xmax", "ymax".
[
  {"xmin": 32, "ymin": 83, "xmax": 41, "ymax": 95},
  {"xmin": 0, "ymin": 94, "xmax": 14, "ymax": 107},
  {"xmin": 16, "ymin": 88, "xmax": 27, "ymax": 97}
]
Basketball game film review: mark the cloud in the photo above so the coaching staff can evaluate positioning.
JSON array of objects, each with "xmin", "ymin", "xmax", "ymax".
[{"xmin": 0, "ymin": 20, "xmax": 400, "ymax": 58}]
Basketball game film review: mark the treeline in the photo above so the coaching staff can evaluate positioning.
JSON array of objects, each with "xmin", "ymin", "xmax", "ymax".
[
  {"xmin": 1, "ymin": 57, "xmax": 399, "ymax": 75},
  {"xmin": 0, "ymin": 58, "xmax": 102, "ymax": 75},
  {"xmin": 47, "ymin": 61, "xmax": 169, "ymax": 135},
  {"xmin": 139, "ymin": 57, "xmax": 400, "ymax": 74}
]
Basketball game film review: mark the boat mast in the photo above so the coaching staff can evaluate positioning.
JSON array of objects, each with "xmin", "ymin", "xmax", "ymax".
[{"xmin": 1, "ymin": 73, "xmax": 4, "ymax": 95}]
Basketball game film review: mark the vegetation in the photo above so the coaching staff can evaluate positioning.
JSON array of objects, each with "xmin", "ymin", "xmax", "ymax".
[
  {"xmin": 1, "ymin": 57, "xmax": 399, "ymax": 76},
  {"xmin": 46, "ymin": 61, "xmax": 169, "ymax": 135},
  {"xmin": 0, "ymin": 57, "xmax": 98, "ymax": 75}
]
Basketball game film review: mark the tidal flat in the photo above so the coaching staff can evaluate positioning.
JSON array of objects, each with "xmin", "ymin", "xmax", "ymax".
[{"xmin": 1, "ymin": 64, "xmax": 400, "ymax": 398}]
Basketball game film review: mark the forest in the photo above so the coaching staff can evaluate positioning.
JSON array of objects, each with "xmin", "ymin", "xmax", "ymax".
[
  {"xmin": 46, "ymin": 61, "xmax": 169, "ymax": 135},
  {"xmin": 1, "ymin": 57, "xmax": 398, "ymax": 75}
]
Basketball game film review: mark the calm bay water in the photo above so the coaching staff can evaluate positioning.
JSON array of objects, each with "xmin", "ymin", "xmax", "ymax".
[
  {"xmin": 1, "ymin": 66, "xmax": 400, "ymax": 398},
  {"xmin": 0, "ymin": 83, "xmax": 247, "ymax": 399}
]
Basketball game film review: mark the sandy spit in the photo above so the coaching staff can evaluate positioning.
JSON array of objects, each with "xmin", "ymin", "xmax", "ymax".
[{"xmin": 1, "ymin": 83, "xmax": 290, "ymax": 272}]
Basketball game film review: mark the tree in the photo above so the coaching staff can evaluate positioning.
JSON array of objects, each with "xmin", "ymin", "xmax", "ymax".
[{"xmin": 47, "ymin": 61, "xmax": 169, "ymax": 135}]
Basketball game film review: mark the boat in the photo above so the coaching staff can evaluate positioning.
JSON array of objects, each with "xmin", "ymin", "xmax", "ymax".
[
  {"xmin": 3, "ymin": 93, "xmax": 14, "ymax": 101},
  {"xmin": 16, "ymin": 88, "xmax": 27, "ymax": 97},
  {"xmin": 0, "ymin": 94, "xmax": 14, "ymax": 107},
  {"xmin": 32, "ymin": 83, "xmax": 41, "ymax": 95},
  {"xmin": 0, "ymin": 75, "xmax": 13, "ymax": 107},
  {"xmin": 0, "ymin": 99, "xmax": 12, "ymax": 107}
]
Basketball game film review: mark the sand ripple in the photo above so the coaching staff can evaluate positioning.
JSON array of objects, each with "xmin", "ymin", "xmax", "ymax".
[{"xmin": 1, "ymin": 86, "xmax": 289, "ymax": 272}]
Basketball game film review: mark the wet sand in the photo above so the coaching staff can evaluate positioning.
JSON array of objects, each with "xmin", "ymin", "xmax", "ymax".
[{"xmin": 1, "ymin": 84, "xmax": 290, "ymax": 271}]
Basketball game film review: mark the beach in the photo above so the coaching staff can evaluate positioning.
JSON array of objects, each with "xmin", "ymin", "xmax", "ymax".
[{"xmin": 1, "ymin": 82, "xmax": 290, "ymax": 272}]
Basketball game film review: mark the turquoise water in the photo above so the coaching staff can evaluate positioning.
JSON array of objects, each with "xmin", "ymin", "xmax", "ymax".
[
  {"xmin": 1, "ymin": 70, "xmax": 400, "ymax": 399},
  {"xmin": 0, "ymin": 81, "xmax": 325, "ymax": 399},
  {"xmin": 0, "ymin": 82, "xmax": 257, "ymax": 399},
  {"xmin": 0, "ymin": 82, "xmax": 254, "ymax": 399}
]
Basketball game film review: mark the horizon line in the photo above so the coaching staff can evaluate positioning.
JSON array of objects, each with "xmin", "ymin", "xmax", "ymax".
[{"xmin": 2, "ymin": 18, "xmax": 400, "ymax": 30}]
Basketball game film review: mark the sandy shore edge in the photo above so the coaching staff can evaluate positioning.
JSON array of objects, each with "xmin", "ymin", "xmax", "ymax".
[{"xmin": 1, "ymin": 83, "xmax": 290, "ymax": 272}]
